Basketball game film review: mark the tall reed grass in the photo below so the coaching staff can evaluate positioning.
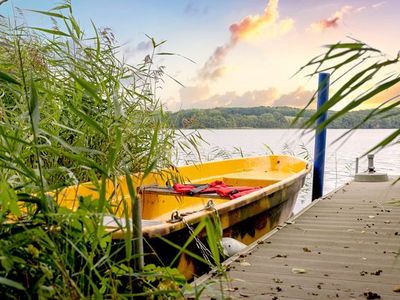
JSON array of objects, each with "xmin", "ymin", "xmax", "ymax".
[{"xmin": 0, "ymin": 2, "xmax": 223, "ymax": 298}]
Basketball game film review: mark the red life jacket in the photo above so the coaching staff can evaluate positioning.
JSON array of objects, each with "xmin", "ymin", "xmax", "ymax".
[
  {"xmin": 172, "ymin": 183, "xmax": 197, "ymax": 193},
  {"xmin": 172, "ymin": 180, "xmax": 260, "ymax": 199}
]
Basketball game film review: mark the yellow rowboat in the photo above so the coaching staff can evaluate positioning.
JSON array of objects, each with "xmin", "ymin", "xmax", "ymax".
[{"xmin": 55, "ymin": 155, "xmax": 311, "ymax": 279}]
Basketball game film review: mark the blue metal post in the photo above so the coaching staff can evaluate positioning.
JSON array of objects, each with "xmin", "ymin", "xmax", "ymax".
[{"xmin": 312, "ymin": 73, "xmax": 329, "ymax": 201}]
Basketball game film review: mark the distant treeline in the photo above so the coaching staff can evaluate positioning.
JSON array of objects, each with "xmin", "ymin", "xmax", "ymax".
[{"xmin": 169, "ymin": 106, "xmax": 400, "ymax": 129}]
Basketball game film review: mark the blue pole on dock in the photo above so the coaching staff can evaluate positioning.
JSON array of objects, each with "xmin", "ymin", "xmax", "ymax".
[{"xmin": 312, "ymin": 73, "xmax": 330, "ymax": 201}]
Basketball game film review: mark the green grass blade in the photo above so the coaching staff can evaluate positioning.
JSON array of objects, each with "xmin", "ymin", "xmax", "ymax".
[
  {"xmin": 0, "ymin": 70, "xmax": 20, "ymax": 85},
  {"xmin": 64, "ymin": 101, "xmax": 107, "ymax": 136},
  {"xmin": 29, "ymin": 79, "xmax": 40, "ymax": 135},
  {"xmin": 67, "ymin": 72, "xmax": 102, "ymax": 103},
  {"xmin": 0, "ymin": 277, "xmax": 26, "ymax": 291},
  {"xmin": 107, "ymin": 126, "xmax": 122, "ymax": 170},
  {"xmin": 204, "ymin": 217, "xmax": 220, "ymax": 265},
  {"xmin": 364, "ymin": 128, "xmax": 400, "ymax": 156},
  {"xmin": 50, "ymin": 4, "xmax": 71, "ymax": 11},
  {"xmin": 318, "ymin": 76, "xmax": 400, "ymax": 130},
  {"xmin": 29, "ymin": 27, "xmax": 70, "ymax": 37},
  {"xmin": 0, "ymin": 180, "xmax": 20, "ymax": 217},
  {"xmin": 27, "ymin": 9, "xmax": 67, "ymax": 19},
  {"xmin": 125, "ymin": 170, "xmax": 144, "ymax": 271}
]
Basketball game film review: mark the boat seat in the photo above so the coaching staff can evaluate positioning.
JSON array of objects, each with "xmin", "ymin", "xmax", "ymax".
[
  {"xmin": 102, "ymin": 215, "xmax": 163, "ymax": 228},
  {"xmin": 222, "ymin": 171, "xmax": 284, "ymax": 187},
  {"xmin": 139, "ymin": 185, "xmax": 222, "ymax": 199}
]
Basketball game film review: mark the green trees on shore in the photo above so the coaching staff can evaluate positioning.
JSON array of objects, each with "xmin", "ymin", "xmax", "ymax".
[{"xmin": 171, "ymin": 106, "xmax": 400, "ymax": 129}]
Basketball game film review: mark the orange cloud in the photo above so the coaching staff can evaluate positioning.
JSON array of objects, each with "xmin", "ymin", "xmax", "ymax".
[
  {"xmin": 309, "ymin": 5, "xmax": 352, "ymax": 32},
  {"xmin": 362, "ymin": 83, "xmax": 400, "ymax": 109},
  {"xmin": 272, "ymin": 87, "xmax": 315, "ymax": 108},
  {"xmin": 229, "ymin": 0, "xmax": 292, "ymax": 42},
  {"xmin": 179, "ymin": 86, "xmax": 279, "ymax": 109},
  {"xmin": 177, "ymin": 85, "xmax": 315, "ymax": 110},
  {"xmin": 179, "ymin": 84, "xmax": 210, "ymax": 104},
  {"xmin": 198, "ymin": 0, "xmax": 293, "ymax": 80}
]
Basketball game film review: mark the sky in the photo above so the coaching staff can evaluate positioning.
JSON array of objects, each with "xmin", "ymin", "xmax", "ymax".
[{"xmin": 1, "ymin": 0, "xmax": 399, "ymax": 111}]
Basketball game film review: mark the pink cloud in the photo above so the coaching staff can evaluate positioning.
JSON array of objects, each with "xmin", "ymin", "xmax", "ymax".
[
  {"xmin": 309, "ymin": 5, "xmax": 352, "ymax": 32},
  {"xmin": 177, "ymin": 85, "xmax": 314, "ymax": 110},
  {"xmin": 272, "ymin": 87, "xmax": 314, "ymax": 108},
  {"xmin": 372, "ymin": 1, "xmax": 386, "ymax": 9},
  {"xmin": 198, "ymin": 43, "xmax": 234, "ymax": 80},
  {"xmin": 179, "ymin": 87, "xmax": 279, "ymax": 109}
]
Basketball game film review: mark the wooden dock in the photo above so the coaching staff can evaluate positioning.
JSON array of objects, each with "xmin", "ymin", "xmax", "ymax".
[{"xmin": 194, "ymin": 178, "xmax": 400, "ymax": 299}]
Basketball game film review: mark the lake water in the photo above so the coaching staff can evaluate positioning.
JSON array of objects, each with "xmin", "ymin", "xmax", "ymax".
[{"xmin": 178, "ymin": 129, "xmax": 400, "ymax": 213}]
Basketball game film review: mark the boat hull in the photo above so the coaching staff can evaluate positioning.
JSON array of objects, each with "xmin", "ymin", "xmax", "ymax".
[
  {"xmin": 54, "ymin": 155, "xmax": 311, "ymax": 279},
  {"xmin": 141, "ymin": 174, "xmax": 306, "ymax": 279}
]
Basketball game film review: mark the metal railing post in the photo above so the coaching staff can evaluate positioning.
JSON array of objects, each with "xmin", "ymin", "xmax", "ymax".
[
  {"xmin": 312, "ymin": 73, "xmax": 330, "ymax": 201},
  {"xmin": 355, "ymin": 157, "xmax": 359, "ymax": 174}
]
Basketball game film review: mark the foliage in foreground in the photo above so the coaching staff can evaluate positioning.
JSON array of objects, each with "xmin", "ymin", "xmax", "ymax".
[
  {"xmin": 0, "ymin": 2, "xmax": 208, "ymax": 299},
  {"xmin": 0, "ymin": 5, "xmax": 174, "ymax": 188},
  {"xmin": 295, "ymin": 39, "xmax": 400, "ymax": 154}
]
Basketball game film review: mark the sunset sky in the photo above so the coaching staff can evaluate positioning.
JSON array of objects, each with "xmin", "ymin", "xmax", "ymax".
[{"xmin": 1, "ymin": 0, "xmax": 399, "ymax": 111}]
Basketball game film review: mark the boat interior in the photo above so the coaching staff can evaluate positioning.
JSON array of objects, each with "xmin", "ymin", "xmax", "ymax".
[{"xmin": 54, "ymin": 156, "xmax": 307, "ymax": 226}]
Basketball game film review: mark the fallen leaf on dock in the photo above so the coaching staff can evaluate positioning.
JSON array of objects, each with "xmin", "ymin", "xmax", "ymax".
[
  {"xmin": 302, "ymin": 247, "xmax": 311, "ymax": 252},
  {"xmin": 368, "ymin": 215, "xmax": 375, "ymax": 219},
  {"xmin": 393, "ymin": 286, "xmax": 400, "ymax": 293},
  {"xmin": 271, "ymin": 254, "xmax": 287, "ymax": 259},
  {"xmin": 292, "ymin": 268, "xmax": 307, "ymax": 274},
  {"xmin": 370, "ymin": 270, "xmax": 382, "ymax": 276},
  {"xmin": 363, "ymin": 291, "xmax": 381, "ymax": 299}
]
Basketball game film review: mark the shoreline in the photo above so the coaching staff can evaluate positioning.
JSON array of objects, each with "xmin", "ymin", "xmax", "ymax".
[{"xmin": 178, "ymin": 127, "xmax": 398, "ymax": 130}]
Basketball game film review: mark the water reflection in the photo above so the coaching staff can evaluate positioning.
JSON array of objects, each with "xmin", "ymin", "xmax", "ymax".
[{"xmin": 177, "ymin": 129, "xmax": 400, "ymax": 214}]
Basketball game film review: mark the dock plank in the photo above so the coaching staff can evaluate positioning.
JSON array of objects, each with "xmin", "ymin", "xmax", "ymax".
[{"xmin": 194, "ymin": 178, "xmax": 400, "ymax": 299}]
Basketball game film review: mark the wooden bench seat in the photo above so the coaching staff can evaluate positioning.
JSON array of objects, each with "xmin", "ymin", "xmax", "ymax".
[
  {"xmin": 139, "ymin": 185, "xmax": 222, "ymax": 199},
  {"xmin": 221, "ymin": 170, "xmax": 287, "ymax": 187}
]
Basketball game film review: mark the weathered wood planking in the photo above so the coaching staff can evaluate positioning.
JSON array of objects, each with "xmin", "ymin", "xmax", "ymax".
[{"xmin": 194, "ymin": 178, "xmax": 400, "ymax": 299}]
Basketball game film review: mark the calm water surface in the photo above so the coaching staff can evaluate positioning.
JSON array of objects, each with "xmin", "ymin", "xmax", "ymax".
[{"xmin": 179, "ymin": 129, "xmax": 400, "ymax": 213}]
